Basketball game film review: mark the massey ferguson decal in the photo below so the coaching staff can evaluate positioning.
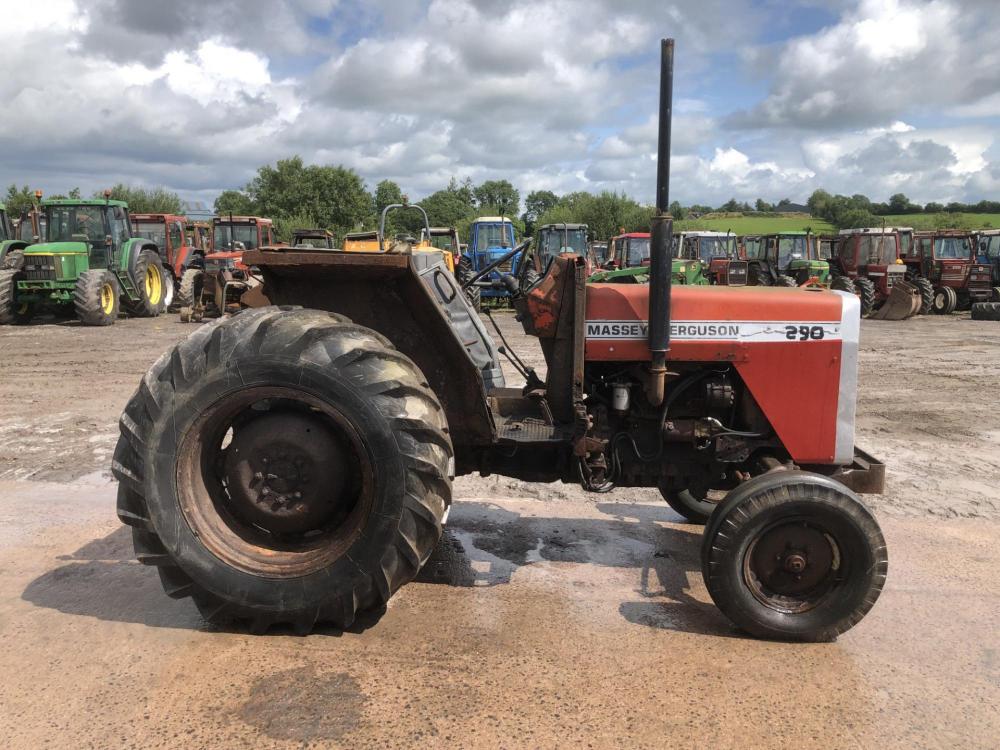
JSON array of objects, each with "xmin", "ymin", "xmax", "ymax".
[{"xmin": 585, "ymin": 320, "xmax": 843, "ymax": 342}]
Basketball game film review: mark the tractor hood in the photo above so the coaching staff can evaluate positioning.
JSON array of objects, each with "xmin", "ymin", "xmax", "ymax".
[{"xmin": 25, "ymin": 241, "xmax": 89, "ymax": 256}]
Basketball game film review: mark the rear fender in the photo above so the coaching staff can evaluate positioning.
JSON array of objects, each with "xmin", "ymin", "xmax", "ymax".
[
  {"xmin": 0, "ymin": 240, "xmax": 28, "ymax": 267},
  {"xmin": 241, "ymin": 249, "xmax": 499, "ymax": 450}
]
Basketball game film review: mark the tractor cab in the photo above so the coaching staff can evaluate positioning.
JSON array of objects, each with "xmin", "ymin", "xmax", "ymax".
[
  {"xmin": 212, "ymin": 216, "xmax": 275, "ymax": 252},
  {"xmin": 0, "ymin": 203, "xmax": 13, "ymax": 242},
  {"xmin": 536, "ymin": 222, "xmax": 588, "ymax": 272},
  {"xmin": 587, "ymin": 241, "xmax": 608, "ymax": 270},
  {"xmin": 291, "ymin": 228, "xmax": 336, "ymax": 249},
  {"xmin": 462, "ymin": 217, "xmax": 520, "ymax": 299},
  {"xmin": 131, "ymin": 213, "xmax": 204, "ymax": 303},
  {"xmin": 749, "ymin": 232, "xmax": 827, "ymax": 286},
  {"xmin": 590, "ymin": 231, "xmax": 706, "ymax": 285},
  {"xmin": 186, "ymin": 221, "xmax": 211, "ymax": 252},
  {"xmin": 676, "ymin": 231, "xmax": 747, "ymax": 286},
  {"xmin": 0, "ymin": 195, "xmax": 166, "ymax": 325}
]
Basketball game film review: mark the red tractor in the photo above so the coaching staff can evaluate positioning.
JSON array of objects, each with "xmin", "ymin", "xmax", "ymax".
[
  {"xmin": 113, "ymin": 40, "xmax": 886, "ymax": 642},
  {"xmin": 829, "ymin": 228, "xmax": 923, "ymax": 318},
  {"xmin": 175, "ymin": 216, "xmax": 274, "ymax": 321},
  {"xmin": 901, "ymin": 230, "xmax": 992, "ymax": 314},
  {"xmin": 676, "ymin": 231, "xmax": 748, "ymax": 285},
  {"xmin": 131, "ymin": 213, "xmax": 208, "ymax": 309}
]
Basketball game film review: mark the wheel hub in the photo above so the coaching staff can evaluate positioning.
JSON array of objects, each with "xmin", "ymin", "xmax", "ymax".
[
  {"xmin": 746, "ymin": 521, "xmax": 837, "ymax": 609},
  {"xmin": 223, "ymin": 410, "xmax": 349, "ymax": 536}
]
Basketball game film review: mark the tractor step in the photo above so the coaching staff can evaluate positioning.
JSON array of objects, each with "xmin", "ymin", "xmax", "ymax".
[{"xmin": 490, "ymin": 388, "xmax": 574, "ymax": 445}]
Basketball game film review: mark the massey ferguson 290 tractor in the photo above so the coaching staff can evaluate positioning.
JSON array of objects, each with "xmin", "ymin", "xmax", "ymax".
[{"xmin": 114, "ymin": 41, "xmax": 887, "ymax": 642}]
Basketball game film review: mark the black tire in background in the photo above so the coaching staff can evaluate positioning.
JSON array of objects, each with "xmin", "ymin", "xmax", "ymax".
[
  {"xmin": 971, "ymin": 302, "xmax": 1000, "ymax": 321},
  {"xmin": 829, "ymin": 275, "xmax": 856, "ymax": 295},
  {"xmin": 701, "ymin": 471, "xmax": 887, "ymax": 642},
  {"xmin": 175, "ymin": 267, "xmax": 204, "ymax": 310},
  {"xmin": 112, "ymin": 306, "xmax": 453, "ymax": 633},
  {"xmin": 776, "ymin": 274, "xmax": 798, "ymax": 287},
  {"xmin": 0, "ymin": 269, "xmax": 20, "ymax": 325},
  {"xmin": 853, "ymin": 277, "xmax": 876, "ymax": 317},
  {"xmin": 74, "ymin": 269, "xmax": 119, "ymax": 326},
  {"xmin": 913, "ymin": 277, "xmax": 934, "ymax": 314},
  {"xmin": 122, "ymin": 249, "xmax": 166, "ymax": 317},
  {"xmin": 456, "ymin": 259, "xmax": 481, "ymax": 312},
  {"xmin": 658, "ymin": 483, "xmax": 722, "ymax": 524}
]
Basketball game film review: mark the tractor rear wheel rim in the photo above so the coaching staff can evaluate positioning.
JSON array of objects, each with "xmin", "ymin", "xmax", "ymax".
[
  {"xmin": 743, "ymin": 518, "xmax": 841, "ymax": 614},
  {"xmin": 101, "ymin": 283, "xmax": 115, "ymax": 314},
  {"xmin": 176, "ymin": 386, "xmax": 375, "ymax": 578},
  {"xmin": 145, "ymin": 265, "xmax": 162, "ymax": 305}
]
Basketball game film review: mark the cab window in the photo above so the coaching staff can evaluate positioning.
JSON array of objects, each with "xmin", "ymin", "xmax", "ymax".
[{"xmin": 169, "ymin": 221, "xmax": 184, "ymax": 250}]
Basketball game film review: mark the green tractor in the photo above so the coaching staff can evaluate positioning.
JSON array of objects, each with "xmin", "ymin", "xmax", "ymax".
[
  {"xmin": 0, "ymin": 196, "xmax": 167, "ymax": 326},
  {"xmin": 0, "ymin": 202, "xmax": 20, "ymax": 264},
  {"xmin": 744, "ymin": 231, "xmax": 851, "ymax": 292},
  {"xmin": 587, "ymin": 231, "xmax": 708, "ymax": 285}
]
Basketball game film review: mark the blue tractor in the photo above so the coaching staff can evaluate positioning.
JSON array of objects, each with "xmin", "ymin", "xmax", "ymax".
[{"xmin": 458, "ymin": 217, "xmax": 521, "ymax": 306}]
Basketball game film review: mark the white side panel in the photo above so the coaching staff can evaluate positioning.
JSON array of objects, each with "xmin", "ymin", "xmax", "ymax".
[{"xmin": 833, "ymin": 291, "xmax": 860, "ymax": 464}]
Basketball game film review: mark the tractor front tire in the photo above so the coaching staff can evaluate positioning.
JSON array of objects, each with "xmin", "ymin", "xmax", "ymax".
[
  {"xmin": 913, "ymin": 277, "xmax": 934, "ymax": 314},
  {"xmin": 74, "ymin": 269, "xmax": 120, "ymax": 326},
  {"xmin": 122, "ymin": 250, "xmax": 167, "ymax": 317},
  {"xmin": 175, "ymin": 268, "xmax": 204, "ymax": 311},
  {"xmin": 853, "ymin": 277, "xmax": 876, "ymax": 317},
  {"xmin": 776, "ymin": 275, "xmax": 798, "ymax": 288},
  {"xmin": 112, "ymin": 306, "xmax": 453, "ymax": 633},
  {"xmin": 701, "ymin": 471, "xmax": 887, "ymax": 641},
  {"xmin": 932, "ymin": 286, "xmax": 958, "ymax": 315},
  {"xmin": 971, "ymin": 302, "xmax": 1000, "ymax": 321},
  {"xmin": 2, "ymin": 249, "xmax": 24, "ymax": 271},
  {"xmin": 992, "ymin": 286, "xmax": 1000, "ymax": 302}
]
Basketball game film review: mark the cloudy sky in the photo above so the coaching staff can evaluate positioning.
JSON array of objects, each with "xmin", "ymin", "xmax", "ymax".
[{"xmin": 2, "ymin": 0, "xmax": 998, "ymax": 209}]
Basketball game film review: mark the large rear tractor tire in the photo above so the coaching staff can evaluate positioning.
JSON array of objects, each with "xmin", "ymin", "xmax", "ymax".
[
  {"xmin": 701, "ymin": 471, "xmax": 887, "ymax": 641},
  {"xmin": 175, "ymin": 268, "xmax": 204, "ymax": 311},
  {"xmin": 74, "ymin": 269, "xmax": 119, "ymax": 326},
  {"xmin": 932, "ymin": 285, "xmax": 958, "ymax": 315},
  {"xmin": 913, "ymin": 277, "xmax": 934, "ymax": 314},
  {"xmin": 853, "ymin": 277, "xmax": 876, "ymax": 317},
  {"xmin": 112, "ymin": 306, "xmax": 453, "ymax": 633},
  {"xmin": 122, "ymin": 249, "xmax": 166, "ymax": 317},
  {"xmin": 971, "ymin": 302, "xmax": 1000, "ymax": 321}
]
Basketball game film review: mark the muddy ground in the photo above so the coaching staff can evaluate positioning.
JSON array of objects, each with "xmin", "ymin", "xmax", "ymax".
[{"xmin": 0, "ymin": 310, "xmax": 998, "ymax": 748}]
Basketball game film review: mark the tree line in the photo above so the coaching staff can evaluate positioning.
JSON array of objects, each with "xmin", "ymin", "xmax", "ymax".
[{"xmin": 8, "ymin": 156, "xmax": 999, "ymax": 243}]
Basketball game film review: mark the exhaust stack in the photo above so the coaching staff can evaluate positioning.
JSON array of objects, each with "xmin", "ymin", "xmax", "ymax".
[{"xmin": 647, "ymin": 38, "xmax": 674, "ymax": 406}]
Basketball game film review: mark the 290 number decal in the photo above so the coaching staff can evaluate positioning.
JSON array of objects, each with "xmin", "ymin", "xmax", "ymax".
[{"xmin": 785, "ymin": 325, "xmax": 826, "ymax": 341}]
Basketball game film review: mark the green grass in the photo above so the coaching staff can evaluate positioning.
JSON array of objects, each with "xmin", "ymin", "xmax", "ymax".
[
  {"xmin": 878, "ymin": 213, "xmax": 1000, "ymax": 230},
  {"xmin": 674, "ymin": 213, "xmax": 834, "ymax": 234}
]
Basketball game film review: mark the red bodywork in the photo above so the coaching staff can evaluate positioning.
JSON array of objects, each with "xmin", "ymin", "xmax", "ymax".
[
  {"xmin": 902, "ymin": 231, "xmax": 991, "ymax": 301},
  {"xmin": 131, "ymin": 213, "xmax": 204, "ymax": 279},
  {"xmin": 584, "ymin": 284, "xmax": 856, "ymax": 464},
  {"xmin": 605, "ymin": 233, "xmax": 651, "ymax": 269},
  {"xmin": 832, "ymin": 231, "xmax": 906, "ymax": 301}
]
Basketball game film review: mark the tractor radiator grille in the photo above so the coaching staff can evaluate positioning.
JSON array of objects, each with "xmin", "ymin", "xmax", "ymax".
[{"xmin": 23, "ymin": 259, "xmax": 57, "ymax": 281}]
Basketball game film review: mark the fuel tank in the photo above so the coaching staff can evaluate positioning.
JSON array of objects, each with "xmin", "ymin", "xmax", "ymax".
[{"xmin": 586, "ymin": 284, "xmax": 860, "ymax": 465}]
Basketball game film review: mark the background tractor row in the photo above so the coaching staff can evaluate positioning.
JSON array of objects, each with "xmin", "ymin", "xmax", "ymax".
[{"xmin": 0, "ymin": 196, "xmax": 167, "ymax": 326}]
